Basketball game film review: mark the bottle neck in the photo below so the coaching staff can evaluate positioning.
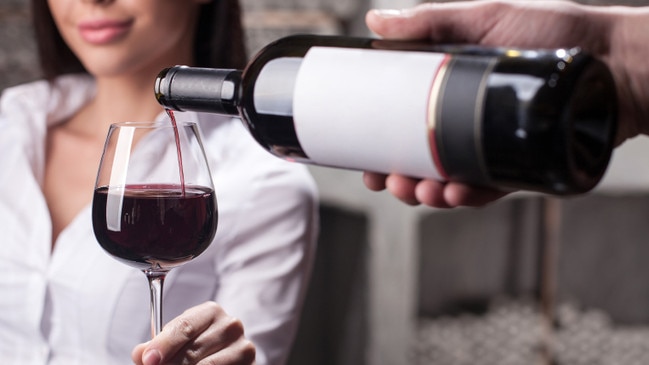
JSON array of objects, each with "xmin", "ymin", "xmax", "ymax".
[{"xmin": 155, "ymin": 66, "xmax": 242, "ymax": 116}]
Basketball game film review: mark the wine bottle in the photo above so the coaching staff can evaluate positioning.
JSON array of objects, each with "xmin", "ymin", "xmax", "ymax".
[{"xmin": 154, "ymin": 34, "xmax": 617, "ymax": 195}]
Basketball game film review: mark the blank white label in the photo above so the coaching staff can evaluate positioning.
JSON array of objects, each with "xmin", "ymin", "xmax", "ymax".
[{"xmin": 293, "ymin": 47, "xmax": 446, "ymax": 180}]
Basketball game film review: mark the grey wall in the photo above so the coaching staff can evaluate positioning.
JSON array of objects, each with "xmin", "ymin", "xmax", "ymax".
[{"xmin": 0, "ymin": 1, "xmax": 39, "ymax": 90}]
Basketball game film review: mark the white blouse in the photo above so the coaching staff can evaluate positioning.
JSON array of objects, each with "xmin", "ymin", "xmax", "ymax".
[{"xmin": 0, "ymin": 75, "xmax": 319, "ymax": 365}]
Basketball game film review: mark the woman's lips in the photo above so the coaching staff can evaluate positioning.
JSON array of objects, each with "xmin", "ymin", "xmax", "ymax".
[{"xmin": 78, "ymin": 19, "xmax": 133, "ymax": 45}]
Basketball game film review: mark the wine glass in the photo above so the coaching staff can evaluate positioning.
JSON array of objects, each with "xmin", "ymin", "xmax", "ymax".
[{"xmin": 91, "ymin": 121, "xmax": 218, "ymax": 337}]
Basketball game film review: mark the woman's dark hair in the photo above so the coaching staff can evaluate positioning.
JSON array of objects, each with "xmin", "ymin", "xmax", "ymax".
[{"xmin": 31, "ymin": 0, "xmax": 247, "ymax": 81}]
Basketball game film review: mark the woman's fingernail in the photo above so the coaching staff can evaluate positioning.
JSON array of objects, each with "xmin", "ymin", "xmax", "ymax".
[
  {"xmin": 143, "ymin": 349, "xmax": 162, "ymax": 365},
  {"xmin": 371, "ymin": 9, "xmax": 405, "ymax": 18}
]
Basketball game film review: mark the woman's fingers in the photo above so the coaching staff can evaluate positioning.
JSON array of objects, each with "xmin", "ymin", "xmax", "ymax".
[
  {"xmin": 172, "ymin": 337, "xmax": 256, "ymax": 365},
  {"xmin": 132, "ymin": 302, "xmax": 254, "ymax": 365}
]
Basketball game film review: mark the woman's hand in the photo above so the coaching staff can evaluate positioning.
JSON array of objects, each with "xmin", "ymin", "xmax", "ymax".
[
  {"xmin": 132, "ymin": 302, "xmax": 256, "ymax": 365},
  {"xmin": 363, "ymin": 0, "xmax": 649, "ymax": 207}
]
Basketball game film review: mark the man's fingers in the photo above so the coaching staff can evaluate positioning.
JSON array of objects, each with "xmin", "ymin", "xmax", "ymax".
[
  {"xmin": 362, "ymin": 171, "xmax": 388, "ymax": 191},
  {"xmin": 442, "ymin": 182, "xmax": 510, "ymax": 208},
  {"xmin": 385, "ymin": 174, "xmax": 423, "ymax": 206},
  {"xmin": 413, "ymin": 179, "xmax": 451, "ymax": 208},
  {"xmin": 366, "ymin": 1, "xmax": 589, "ymax": 48},
  {"xmin": 366, "ymin": 2, "xmax": 498, "ymax": 42}
]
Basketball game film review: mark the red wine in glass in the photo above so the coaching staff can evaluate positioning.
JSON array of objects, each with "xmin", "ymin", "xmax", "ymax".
[
  {"xmin": 92, "ymin": 121, "xmax": 217, "ymax": 338},
  {"xmin": 92, "ymin": 184, "xmax": 217, "ymax": 271}
]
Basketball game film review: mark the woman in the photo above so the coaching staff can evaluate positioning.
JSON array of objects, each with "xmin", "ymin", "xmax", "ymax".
[{"xmin": 0, "ymin": 1, "xmax": 318, "ymax": 364}]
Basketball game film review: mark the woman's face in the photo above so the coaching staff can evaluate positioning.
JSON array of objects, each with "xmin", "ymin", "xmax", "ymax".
[{"xmin": 47, "ymin": 0, "xmax": 206, "ymax": 78}]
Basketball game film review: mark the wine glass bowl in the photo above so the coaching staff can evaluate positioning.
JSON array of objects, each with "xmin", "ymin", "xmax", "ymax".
[
  {"xmin": 91, "ymin": 121, "xmax": 217, "ymax": 336},
  {"xmin": 92, "ymin": 183, "xmax": 217, "ymax": 271}
]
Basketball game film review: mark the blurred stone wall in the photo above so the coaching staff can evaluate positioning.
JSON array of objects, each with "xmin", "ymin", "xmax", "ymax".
[
  {"xmin": 0, "ymin": 0, "xmax": 39, "ymax": 91},
  {"xmin": 0, "ymin": 0, "xmax": 367, "ymax": 91}
]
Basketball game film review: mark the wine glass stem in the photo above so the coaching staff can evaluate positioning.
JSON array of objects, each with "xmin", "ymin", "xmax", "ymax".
[{"xmin": 145, "ymin": 270, "xmax": 168, "ymax": 338}]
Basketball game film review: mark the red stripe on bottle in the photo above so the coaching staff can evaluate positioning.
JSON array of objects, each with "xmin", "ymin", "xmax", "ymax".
[{"xmin": 427, "ymin": 54, "xmax": 450, "ymax": 180}]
